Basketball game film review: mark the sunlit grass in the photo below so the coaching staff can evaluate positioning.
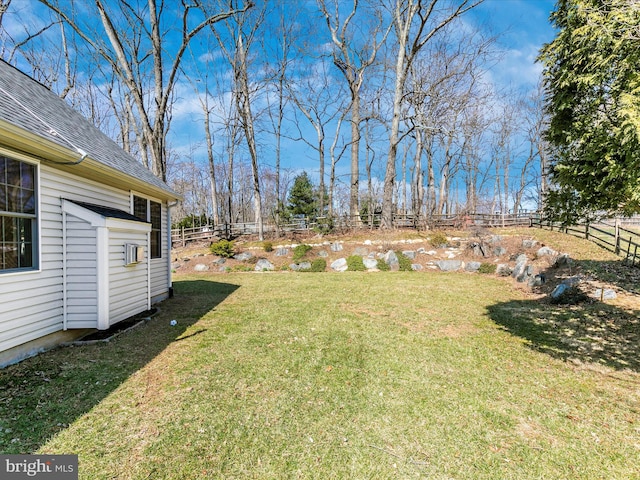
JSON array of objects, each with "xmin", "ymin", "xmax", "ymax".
[{"xmin": 0, "ymin": 271, "xmax": 634, "ymax": 479}]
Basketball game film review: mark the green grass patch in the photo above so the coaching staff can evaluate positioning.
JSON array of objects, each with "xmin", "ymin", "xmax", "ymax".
[{"xmin": 1, "ymin": 271, "xmax": 638, "ymax": 479}]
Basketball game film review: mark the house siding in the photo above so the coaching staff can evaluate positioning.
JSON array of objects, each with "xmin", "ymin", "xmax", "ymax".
[
  {"xmin": 65, "ymin": 214, "xmax": 98, "ymax": 329},
  {"xmin": 0, "ymin": 162, "xmax": 171, "ymax": 356},
  {"xmin": 108, "ymin": 228, "xmax": 149, "ymax": 324}
]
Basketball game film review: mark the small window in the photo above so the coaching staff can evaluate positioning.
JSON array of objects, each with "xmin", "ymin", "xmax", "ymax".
[
  {"xmin": 1, "ymin": 156, "xmax": 37, "ymax": 271},
  {"xmin": 133, "ymin": 195, "xmax": 162, "ymax": 259}
]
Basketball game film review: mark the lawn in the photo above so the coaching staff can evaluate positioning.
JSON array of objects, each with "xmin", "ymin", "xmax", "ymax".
[{"xmin": 1, "ymin": 252, "xmax": 640, "ymax": 478}]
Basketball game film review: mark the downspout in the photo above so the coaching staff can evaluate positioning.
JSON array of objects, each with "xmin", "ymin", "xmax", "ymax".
[
  {"xmin": 167, "ymin": 201, "xmax": 178, "ymax": 298},
  {"xmin": 147, "ymin": 229, "xmax": 151, "ymax": 310},
  {"xmin": 62, "ymin": 208, "xmax": 68, "ymax": 330}
]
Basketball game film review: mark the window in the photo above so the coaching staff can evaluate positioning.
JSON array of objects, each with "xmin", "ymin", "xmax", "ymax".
[
  {"xmin": 0, "ymin": 156, "xmax": 37, "ymax": 271},
  {"xmin": 133, "ymin": 195, "xmax": 162, "ymax": 259}
]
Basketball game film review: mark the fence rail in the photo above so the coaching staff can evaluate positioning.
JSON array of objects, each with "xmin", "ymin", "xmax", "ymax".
[
  {"xmin": 531, "ymin": 217, "xmax": 640, "ymax": 266},
  {"xmin": 171, "ymin": 212, "xmax": 534, "ymax": 246}
]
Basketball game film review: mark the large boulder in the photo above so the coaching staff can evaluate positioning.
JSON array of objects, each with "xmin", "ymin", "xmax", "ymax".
[
  {"xmin": 363, "ymin": 258, "xmax": 378, "ymax": 270},
  {"xmin": 234, "ymin": 252, "xmax": 254, "ymax": 261},
  {"xmin": 255, "ymin": 259, "xmax": 275, "ymax": 271},
  {"xmin": 384, "ymin": 250, "xmax": 399, "ymax": 270},
  {"xmin": 290, "ymin": 262, "xmax": 312, "ymax": 271},
  {"xmin": 465, "ymin": 261, "xmax": 482, "ymax": 272},
  {"xmin": 435, "ymin": 260, "xmax": 463, "ymax": 272},
  {"xmin": 194, "ymin": 264, "xmax": 210, "ymax": 272},
  {"xmin": 537, "ymin": 246, "xmax": 558, "ymax": 258},
  {"xmin": 331, "ymin": 258, "xmax": 348, "ymax": 272},
  {"xmin": 511, "ymin": 254, "xmax": 528, "ymax": 282}
]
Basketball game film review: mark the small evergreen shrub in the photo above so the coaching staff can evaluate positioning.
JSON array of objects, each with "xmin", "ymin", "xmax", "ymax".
[
  {"xmin": 478, "ymin": 263, "xmax": 497, "ymax": 274},
  {"xmin": 263, "ymin": 241, "xmax": 273, "ymax": 252},
  {"xmin": 396, "ymin": 251, "xmax": 413, "ymax": 271},
  {"xmin": 429, "ymin": 231, "xmax": 448, "ymax": 248},
  {"xmin": 301, "ymin": 258, "xmax": 326, "ymax": 272},
  {"xmin": 293, "ymin": 244, "xmax": 313, "ymax": 261},
  {"xmin": 377, "ymin": 259, "xmax": 390, "ymax": 271},
  {"xmin": 210, "ymin": 239, "xmax": 236, "ymax": 258},
  {"xmin": 346, "ymin": 255, "xmax": 366, "ymax": 271}
]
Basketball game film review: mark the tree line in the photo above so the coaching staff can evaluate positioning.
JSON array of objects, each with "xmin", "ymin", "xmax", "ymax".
[{"xmin": 0, "ymin": 0, "xmax": 550, "ymax": 239}]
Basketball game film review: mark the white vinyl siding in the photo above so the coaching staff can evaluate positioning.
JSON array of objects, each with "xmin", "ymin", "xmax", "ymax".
[
  {"xmin": 108, "ymin": 228, "xmax": 149, "ymax": 324},
  {"xmin": 150, "ymin": 205, "xmax": 169, "ymax": 301},
  {"xmin": 64, "ymin": 214, "xmax": 98, "ymax": 329},
  {"xmin": 0, "ymin": 162, "xmax": 172, "ymax": 355}
]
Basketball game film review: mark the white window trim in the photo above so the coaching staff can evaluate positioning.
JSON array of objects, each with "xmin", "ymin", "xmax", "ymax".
[{"xmin": 0, "ymin": 147, "xmax": 41, "ymax": 275}]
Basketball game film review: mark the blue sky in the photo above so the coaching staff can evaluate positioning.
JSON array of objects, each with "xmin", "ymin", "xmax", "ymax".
[
  {"xmin": 3, "ymin": 0, "xmax": 560, "ymax": 199},
  {"xmin": 472, "ymin": 0, "xmax": 556, "ymax": 90}
]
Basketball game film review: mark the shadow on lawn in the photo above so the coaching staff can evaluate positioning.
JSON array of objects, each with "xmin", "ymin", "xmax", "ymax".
[
  {"xmin": 487, "ymin": 256, "xmax": 640, "ymax": 373},
  {"xmin": 0, "ymin": 279, "xmax": 238, "ymax": 454},
  {"xmin": 488, "ymin": 298, "xmax": 640, "ymax": 372}
]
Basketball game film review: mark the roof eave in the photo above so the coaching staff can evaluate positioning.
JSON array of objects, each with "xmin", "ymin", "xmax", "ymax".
[{"xmin": 0, "ymin": 118, "xmax": 182, "ymax": 202}]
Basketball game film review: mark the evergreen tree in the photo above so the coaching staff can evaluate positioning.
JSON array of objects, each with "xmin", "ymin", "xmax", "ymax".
[
  {"xmin": 287, "ymin": 172, "xmax": 318, "ymax": 218},
  {"xmin": 539, "ymin": 0, "xmax": 640, "ymax": 218}
]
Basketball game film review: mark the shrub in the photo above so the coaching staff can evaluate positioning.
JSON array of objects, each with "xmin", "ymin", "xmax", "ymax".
[
  {"xmin": 301, "ymin": 258, "xmax": 326, "ymax": 272},
  {"xmin": 263, "ymin": 241, "xmax": 273, "ymax": 252},
  {"xmin": 292, "ymin": 244, "xmax": 313, "ymax": 261},
  {"xmin": 346, "ymin": 255, "xmax": 366, "ymax": 271},
  {"xmin": 377, "ymin": 259, "xmax": 390, "ymax": 271},
  {"xmin": 396, "ymin": 251, "xmax": 413, "ymax": 272},
  {"xmin": 210, "ymin": 239, "xmax": 236, "ymax": 258},
  {"xmin": 429, "ymin": 231, "xmax": 448, "ymax": 248},
  {"xmin": 478, "ymin": 263, "xmax": 497, "ymax": 274}
]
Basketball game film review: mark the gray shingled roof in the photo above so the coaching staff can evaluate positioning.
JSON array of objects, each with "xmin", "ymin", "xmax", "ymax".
[
  {"xmin": 0, "ymin": 60, "xmax": 177, "ymax": 197},
  {"xmin": 68, "ymin": 200, "xmax": 149, "ymax": 223}
]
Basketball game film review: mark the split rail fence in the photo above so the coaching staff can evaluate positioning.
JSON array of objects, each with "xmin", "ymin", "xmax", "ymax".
[
  {"xmin": 531, "ymin": 217, "xmax": 640, "ymax": 267},
  {"xmin": 170, "ymin": 212, "xmax": 533, "ymax": 246}
]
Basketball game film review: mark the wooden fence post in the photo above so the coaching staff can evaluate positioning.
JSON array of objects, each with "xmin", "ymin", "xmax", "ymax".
[{"xmin": 615, "ymin": 218, "xmax": 621, "ymax": 255}]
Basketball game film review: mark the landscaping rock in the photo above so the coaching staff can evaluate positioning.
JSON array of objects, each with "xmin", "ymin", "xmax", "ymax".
[
  {"xmin": 469, "ymin": 242, "xmax": 485, "ymax": 257},
  {"xmin": 317, "ymin": 250, "xmax": 329, "ymax": 257},
  {"xmin": 528, "ymin": 274, "xmax": 546, "ymax": 287},
  {"xmin": 255, "ymin": 259, "xmax": 275, "ymax": 271},
  {"xmin": 562, "ymin": 276, "xmax": 582, "ymax": 287},
  {"xmin": 275, "ymin": 248, "xmax": 289, "ymax": 256},
  {"xmin": 290, "ymin": 262, "xmax": 311, "ymax": 271},
  {"xmin": 550, "ymin": 283, "xmax": 569, "ymax": 299},
  {"xmin": 402, "ymin": 250, "xmax": 416, "ymax": 259},
  {"xmin": 465, "ymin": 261, "xmax": 482, "ymax": 272},
  {"xmin": 384, "ymin": 250, "xmax": 399, "ymax": 270},
  {"xmin": 489, "ymin": 235, "xmax": 502, "ymax": 244},
  {"xmin": 234, "ymin": 252, "xmax": 254, "ymax": 261},
  {"xmin": 522, "ymin": 239, "xmax": 538, "ymax": 248},
  {"xmin": 512, "ymin": 254, "xmax": 528, "ymax": 281},
  {"xmin": 496, "ymin": 264, "xmax": 512, "ymax": 276},
  {"xmin": 411, "ymin": 264, "xmax": 423, "ymax": 271},
  {"xmin": 363, "ymin": 258, "xmax": 378, "ymax": 270},
  {"xmin": 435, "ymin": 260, "xmax": 463, "ymax": 272},
  {"xmin": 353, "ymin": 247, "xmax": 369, "ymax": 256},
  {"xmin": 493, "ymin": 246, "xmax": 508, "ymax": 256},
  {"xmin": 537, "ymin": 246, "xmax": 558, "ymax": 257},
  {"xmin": 194, "ymin": 264, "xmax": 209, "ymax": 272},
  {"xmin": 554, "ymin": 253, "xmax": 571, "ymax": 266},
  {"xmin": 330, "ymin": 243, "xmax": 343, "ymax": 252},
  {"xmin": 331, "ymin": 258, "xmax": 348, "ymax": 272},
  {"xmin": 213, "ymin": 258, "xmax": 226, "ymax": 265}
]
